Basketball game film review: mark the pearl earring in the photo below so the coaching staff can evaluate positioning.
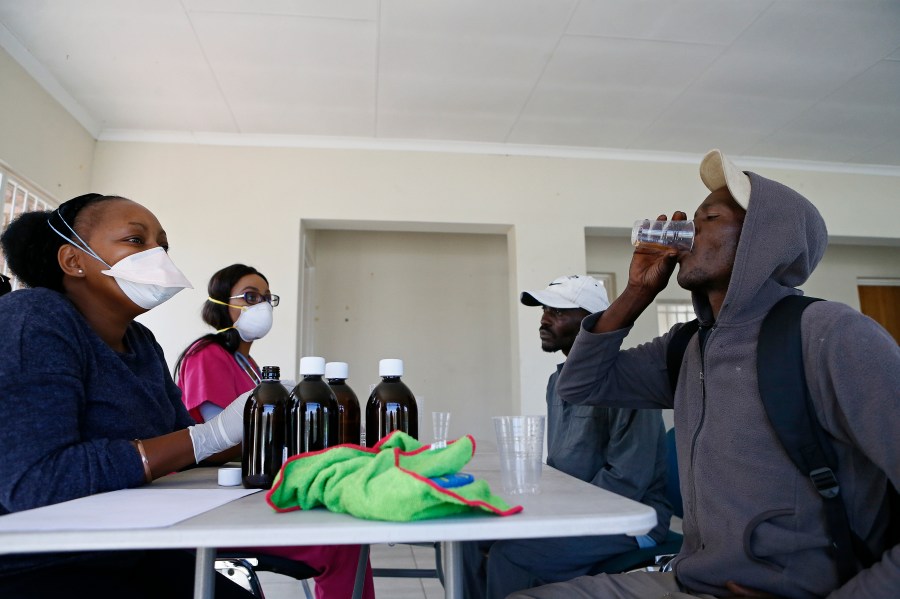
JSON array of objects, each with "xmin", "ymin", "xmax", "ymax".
[{"xmin": 78, "ymin": 269, "xmax": 84, "ymax": 274}]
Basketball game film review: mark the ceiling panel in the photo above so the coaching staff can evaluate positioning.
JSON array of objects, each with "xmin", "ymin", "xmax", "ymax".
[
  {"xmin": 0, "ymin": 0, "xmax": 898, "ymax": 167},
  {"xmin": 632, "ymin": 1, "xmax": 900, "ymax": 157},
  {"xmin": 376, "ymin": 0, "xmax": 576, "ymax": 140},
  {"xmin": 510, "ymin": 35, "xmax": 722, "ymax": 147},
  {"xmin": 633, "ymin": 91, "xmax": 814, "ymax": 155},
  {"xmin": 686, "ymin": 1, "xmax": 900, "ymax": 101},
  {"xmin": 748, "ymin": 60, "xmax": 900, "ymax": 164},
  {"xmin": 190, "ymin": 12, "xmax": 377, "ymax": 135},
  {"xmin": 850, "ymin": 138, "xmax": 900, "ymax": 168},
  {"xmin": 184, "ymin": 0, "xmax": 378, "ymax": 21},
  {"xmin": 0, "ymin": 0, "xmax": 235, "ymax": 130},
  {"xmin": 566, "ymin": 0, "xmax": 771, "ymax": 46}
]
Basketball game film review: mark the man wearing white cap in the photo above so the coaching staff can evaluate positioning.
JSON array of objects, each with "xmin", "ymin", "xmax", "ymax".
[
  {"xmin": 511, "ymin": 151, "xmax": 900, "ymax": 598},
  {"xmin": 462, "ymin": 275, "xmax": 671, "ymax": 599}
]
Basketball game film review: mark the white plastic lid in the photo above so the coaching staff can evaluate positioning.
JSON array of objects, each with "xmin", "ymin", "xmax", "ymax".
[
  {"xmin": 325, "ymin": 361, "xmax": 349, "ymax": 380},
  {"xmin": 217, "ymin": 467, "xmax": 242, "ymax": 487},
  {"xmin": 299, "ymin": 356, "xmax": 326, "ymax": 375},
  {"xmin": 379, "ymin": 358, "xmax": 404, "ymax": 377}
]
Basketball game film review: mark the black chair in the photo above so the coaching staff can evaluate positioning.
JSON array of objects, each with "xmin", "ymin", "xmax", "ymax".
[
  {"xmin": 0, "ymin": 273, "xmax": 12, "ymax": 297},
  {"xmin": 589, "ymin": 427, "xmax": 684, "ymax": 574},
  {"xmin": 215, "ymin": 552, "xmax": 319, "ymax": 599}
]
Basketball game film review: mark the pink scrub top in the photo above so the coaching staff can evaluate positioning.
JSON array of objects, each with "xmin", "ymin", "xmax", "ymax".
[
  {"xmin": 177, "ymin": 342, "xmax": 256, "ymax": 423},
  {"xmin": 177, "ymin": 341, "xmax": 376, "ymax": 599}
]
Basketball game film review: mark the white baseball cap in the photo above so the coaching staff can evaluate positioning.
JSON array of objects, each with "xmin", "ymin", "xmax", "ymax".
[
  {"xmin": 699, "ymin": 149, "xmax": 751, "ymax": 209},
  {"xmin": 520, "ymin": 275, "xmax": 610, "ymax": 314}
]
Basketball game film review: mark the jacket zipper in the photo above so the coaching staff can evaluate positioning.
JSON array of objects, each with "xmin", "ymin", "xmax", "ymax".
[{"xmin": 687, "ymin": 325, "xmax": 713, "ymax": 550}]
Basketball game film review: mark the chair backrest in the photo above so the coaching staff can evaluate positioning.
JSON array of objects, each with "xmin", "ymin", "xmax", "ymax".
[
  {"xmin": 587, "ymin": 427, "xmax": 685, "ymax": 575},
  {"xmin": 664, "ymin": 428, "xmax": 683, "ymax": 519}
]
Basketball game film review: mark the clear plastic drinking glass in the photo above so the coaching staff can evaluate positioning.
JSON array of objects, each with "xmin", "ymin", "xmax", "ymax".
[
  {"xmin": 631, "ymin": 219, "xmax": 695, "ymax": 252},
  {"xmin": 492, "ymin": 415, "xmax": 545, "ymax": 494},
  {"xmin": 432, "ymin": 411, "xmax": 451, "ymax": 449}
]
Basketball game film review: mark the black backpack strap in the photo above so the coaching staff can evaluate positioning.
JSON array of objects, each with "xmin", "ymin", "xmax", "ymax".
[
  {"xmin": 667, "ymin": 319, "xmax": 699, "ymax": 394},
  {"xmin": 757, "ymin": 295, "xmax": 865, "ymax": 582}
]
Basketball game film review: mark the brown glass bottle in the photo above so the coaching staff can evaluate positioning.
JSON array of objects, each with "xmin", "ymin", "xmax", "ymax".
[
  {"xmin": 288, "ymin": 357, "xmax": 339, "ymax": 456},
  {"xmin": 326, "ymin": 361, "xmax": 361, "ymax": 445},
  {"xmin": 365, "ymin": 358, "xmax": 418, "ymax": 447},
  {"xmin": 242, "ymin": 365, "xmax": 288, "ymax": 489}
]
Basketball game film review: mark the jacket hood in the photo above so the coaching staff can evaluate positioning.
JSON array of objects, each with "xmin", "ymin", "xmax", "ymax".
[{"xmin": 693, "ymin": 171, "xmax": 829, "ymax": 326}]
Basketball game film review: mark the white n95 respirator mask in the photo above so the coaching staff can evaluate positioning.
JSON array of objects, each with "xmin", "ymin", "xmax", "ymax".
[
  {"xmin": 48, "ymin": 214, "xmax": 193, "ymax": 310},
  {"xmin": 232, "ymin": 301, "xmax": 274, "ymax": 341},
  {"xmin": 209, "ymin": 298, "xmax": 274, "ymax": 342},
  {"xmin": 100, "ymin": 246, "xmax": 193, "ymax": 309}
]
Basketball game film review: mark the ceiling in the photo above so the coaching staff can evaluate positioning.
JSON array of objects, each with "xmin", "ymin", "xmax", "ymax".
[{"xmin": 2, "ymin": 0, "xmax": 900, "ymax": 169}]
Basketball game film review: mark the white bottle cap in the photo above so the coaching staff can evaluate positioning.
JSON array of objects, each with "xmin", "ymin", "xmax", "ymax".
[
  {"xmin": 217, "ymin": 467, "xmax": 242, "ymax": 487},
  {"xmin": 379, "ymin": 358, "xmax": 404, "ymax": 377},
  {"xmin": 299, "ymin": 356, "xmax": 326, "ymax": 375},
  {"xmin": 325, "ymin": 361, "xmax": 349, "ymax": 380}
]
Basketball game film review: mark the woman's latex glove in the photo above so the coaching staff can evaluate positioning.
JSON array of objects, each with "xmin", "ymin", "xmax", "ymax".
[{"xmin": 187, "ymin": 390, "xmax": 249, "ymax": 463}]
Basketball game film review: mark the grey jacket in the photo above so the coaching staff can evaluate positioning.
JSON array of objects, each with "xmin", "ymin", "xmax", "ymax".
[
  {"xmin": 557, "ymin": 172, "xmax": 900, "ymax": 598},
  {"xmin": 546, "ymin": 364, "xmax": 671, "ymax": 543}
]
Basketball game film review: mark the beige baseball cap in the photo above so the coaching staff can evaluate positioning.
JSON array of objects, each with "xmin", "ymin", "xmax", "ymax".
[{"xmin": 699, "ymin": 149, "xmax": 751, "ymax": 208}]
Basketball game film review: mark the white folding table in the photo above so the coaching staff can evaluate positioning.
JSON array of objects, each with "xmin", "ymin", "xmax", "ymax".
[{"xmin": 0, "ymin": 452, "xmax": 657, "ymax": 599}]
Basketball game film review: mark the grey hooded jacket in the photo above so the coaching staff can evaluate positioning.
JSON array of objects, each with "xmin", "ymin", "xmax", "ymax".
[{"xmin": 557, "ymin": 171, "xmax": 900, "ymax": 598}]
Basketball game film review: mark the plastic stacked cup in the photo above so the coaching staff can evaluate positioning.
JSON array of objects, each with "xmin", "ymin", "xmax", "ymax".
[
  {"xmin": 432, "ymin": 411, "xmax": 451, "ymax": 449},
  {"xmin": 631, "ymin": 219, "xmax": 695, "ymax": 252},
  {"xmin": 492, "ymin": 415, "xmax": 545, "ymax": 494}
]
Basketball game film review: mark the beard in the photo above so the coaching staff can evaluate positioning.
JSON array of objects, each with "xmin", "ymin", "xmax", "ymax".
[
  {"xmin": 540, "ymin": 329, "xmax": 562, "ymax": 353},
  {"xmin": 676, "ymin": 244, "xmax": 738, "ymax": 293},
  {"xmin": 541, "ymin": 329, "xmax": 575, "ymax": 354},
  {"xmin": 541, "ymin": 340, "xmax": 561, "ymax": 353}
]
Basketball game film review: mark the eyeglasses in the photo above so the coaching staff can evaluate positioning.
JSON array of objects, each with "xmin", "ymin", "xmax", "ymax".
[{"xmin": 230, "ymin": 291, "xmax": 280, "ymax": 307}]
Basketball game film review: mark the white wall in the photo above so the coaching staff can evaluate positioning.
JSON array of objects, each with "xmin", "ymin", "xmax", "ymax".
[
  {"xmin": 804, "ymin": 244, "xmax": 900, "ymax": 306},
  {"xmin": 587, "ymin": 234, "xmax": 900, "ymax": 344},
  {"xmin": 3, "ymin": 44, "xmax": 897, "ymax": 441},
  {"xmin": 310, "ymin": 229, "xmax": 512, "ymax": 446},
  {"xmin": 87, "ymin": 141, "xmax": 900, "ymax": 441},
  {"xmin": 586, "ymin": 233, "xmax": 900, "ymax": 431},
  {"xmin": 0, "ymin": 48, "xmax": 94, "ymax": 200}
]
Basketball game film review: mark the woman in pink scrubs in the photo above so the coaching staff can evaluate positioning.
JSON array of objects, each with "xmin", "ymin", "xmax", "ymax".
[{"xmin": 176, "ymin": 263, "xmax": 375, "ymax": 599}]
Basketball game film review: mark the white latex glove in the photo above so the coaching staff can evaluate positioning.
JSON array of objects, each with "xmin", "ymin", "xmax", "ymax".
[{"xmin": 187, "ymin": 390, "xmax": 250, "ymax": 463}]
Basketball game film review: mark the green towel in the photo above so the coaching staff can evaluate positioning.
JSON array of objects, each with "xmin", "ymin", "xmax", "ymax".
[{"xmin": 266, "ymin": 431, "xmax": 522, "ymax": 521}]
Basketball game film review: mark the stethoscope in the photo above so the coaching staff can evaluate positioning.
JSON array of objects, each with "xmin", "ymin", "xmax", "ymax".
[{"xmin": 234, "ymin": 351, "xmax": 262, "ymax": 385}]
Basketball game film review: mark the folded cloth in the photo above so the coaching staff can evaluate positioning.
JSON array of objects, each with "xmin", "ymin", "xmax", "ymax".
[{"xmin": 266, "ymin": 431, "xmax": 522, "ymax": 521}]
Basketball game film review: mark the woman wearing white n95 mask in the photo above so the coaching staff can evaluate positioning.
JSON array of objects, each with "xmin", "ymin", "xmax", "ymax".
[
  {"xmin": 0, "ymin": 193, "xmax": 253, "ymax": 599},
  {"xmin": 175, "ymin": 264, "xmax": 278, "ymax": 423},
  {"xmin": 175, "ymin": 265, "xmax": 376, "ymax": 599}
]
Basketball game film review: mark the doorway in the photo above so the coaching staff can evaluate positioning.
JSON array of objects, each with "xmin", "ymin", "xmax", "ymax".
[
  {"xmin": 858, "ymin": 280, "xmax": 900, "ymax": 343},
  {"xmin": 308, "ymin": 229, "xmax": 513, "ymax": 445}
]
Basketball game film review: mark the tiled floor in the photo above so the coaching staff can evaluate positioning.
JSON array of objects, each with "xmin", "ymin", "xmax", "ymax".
[{"xmin": 258, "ymin": 543, "xmax": 444, "ymax": 599}]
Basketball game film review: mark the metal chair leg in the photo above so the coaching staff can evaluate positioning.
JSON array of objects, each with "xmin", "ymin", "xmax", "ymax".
[{"xmin": 215, "ymin": 558, "xmax": 266, "ymax": 599}]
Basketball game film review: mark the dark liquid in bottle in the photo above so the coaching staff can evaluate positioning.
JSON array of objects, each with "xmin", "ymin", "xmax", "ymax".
[
  {"xmin": 329, "ymin": 379, "xmax": 361, "ymax": 445},
  {"xmin": 365, "ymin": 377, "xmax": 418, "ymax": 447},
  {"xmin": 289, "ymin": 376, "xmax": 339, "ymax": 455},
  {"xmin": 242, "ymin": 367, "xmax": 288, "ymax": 489}
]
